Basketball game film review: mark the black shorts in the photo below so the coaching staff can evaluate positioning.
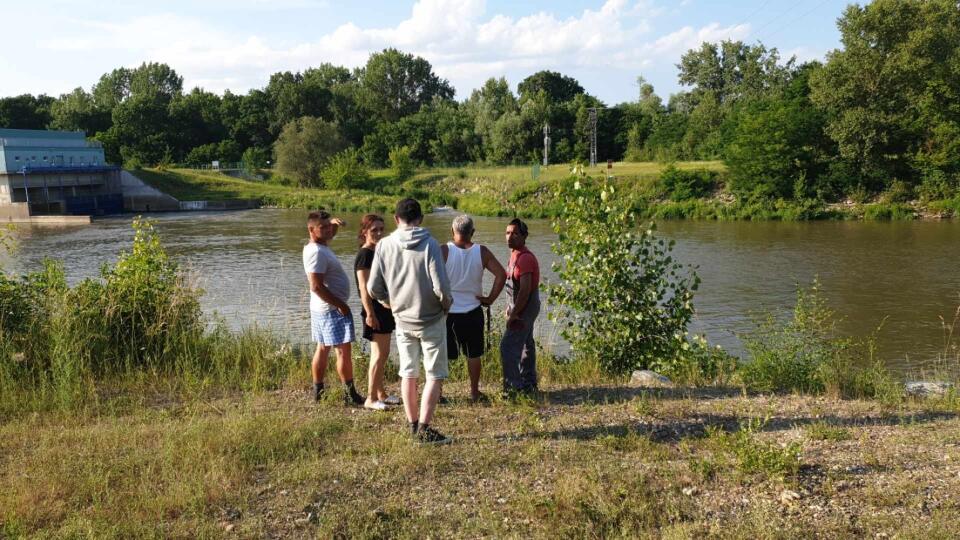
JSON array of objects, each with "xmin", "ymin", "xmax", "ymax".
[
  {"xmin": 361, "ymin": 303, "xmax": 396, "ymax": 341},
  {"xmin": 446, "ymin": 306, "xmax": 485, "ymax": 360}
]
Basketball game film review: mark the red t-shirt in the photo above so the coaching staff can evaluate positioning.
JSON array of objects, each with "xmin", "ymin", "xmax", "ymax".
[{"xmin": 509, "ymin": 247, "xmax": 540, "ymax": 291}]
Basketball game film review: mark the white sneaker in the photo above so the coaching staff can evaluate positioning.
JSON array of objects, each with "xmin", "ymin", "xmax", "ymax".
[
  {"xmin": 383, "ymin": 395, "xmax": 401, "ymax": 406},
  {"xmin": 364, "ymin": 400, "xmax": 388, "ymax": 411}
]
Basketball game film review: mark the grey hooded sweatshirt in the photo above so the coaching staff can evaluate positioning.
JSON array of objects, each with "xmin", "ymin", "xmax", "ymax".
[{"xmin": 367, "ymin": 225, "xmax": 452, "ymax": 330}]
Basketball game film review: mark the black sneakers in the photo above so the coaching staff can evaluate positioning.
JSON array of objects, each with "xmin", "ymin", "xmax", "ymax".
[
  {"xmin": 416, "ymin": 425, "xmax": 452, "ymax": 445},
  {"xmin": 312, "ymin": 383, "xmax": 324, "ymax": 402}
]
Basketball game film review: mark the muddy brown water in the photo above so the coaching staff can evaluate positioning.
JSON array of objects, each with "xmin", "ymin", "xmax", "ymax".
[{"xmin": 4, "ymin": 209, "xmax": 960, "ymax": 372}]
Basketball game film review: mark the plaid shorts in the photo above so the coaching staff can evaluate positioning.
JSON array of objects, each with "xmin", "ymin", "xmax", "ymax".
[{"xmin": 310, "ymin": 310, "xmax": 355, "ymax": 345}]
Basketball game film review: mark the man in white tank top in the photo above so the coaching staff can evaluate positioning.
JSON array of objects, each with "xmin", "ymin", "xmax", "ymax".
[{"xmin": 441, "ymin": 214, "xmax": 507, "ymax": 403}]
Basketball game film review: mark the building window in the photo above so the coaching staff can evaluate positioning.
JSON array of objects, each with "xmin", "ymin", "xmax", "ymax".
[{"xmin": 13, "ymin": 156, "xmax": 19, "ymax": 161}]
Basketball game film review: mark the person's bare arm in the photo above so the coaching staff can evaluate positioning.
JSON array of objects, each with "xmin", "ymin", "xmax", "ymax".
[
  {"xmin": 507, "ymin": 273, "xmax": 532, "ymax": 326},
  {"xmin": 356, "ymin": 267, "xmax": 380, "ymax": 330},
  {"xmin": 330, "ymin": 217, "xmax": 346, "ymax": 238},
  {"xmin": 308, "ymin": 272, "xmax": 350, "ymax": 316},
  {"xmin": 477, "ymin": 245, "xmax": 506, "ymax": 306}
]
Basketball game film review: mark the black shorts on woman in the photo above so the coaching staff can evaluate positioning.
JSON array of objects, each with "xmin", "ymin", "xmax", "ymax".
[{"xmin": 355, "ymin": 246, "xmax": 396, "ymax": 341}]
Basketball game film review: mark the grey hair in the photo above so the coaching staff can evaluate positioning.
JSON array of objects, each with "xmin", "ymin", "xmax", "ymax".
[{"xmin": 452, "ymin": 214, "xmax": 475, "ymax": 235}]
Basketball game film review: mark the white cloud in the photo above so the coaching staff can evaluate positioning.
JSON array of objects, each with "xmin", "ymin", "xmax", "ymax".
[{"xmin": 29, "ymin": 0, "xmax": 754, "ymax": 100}]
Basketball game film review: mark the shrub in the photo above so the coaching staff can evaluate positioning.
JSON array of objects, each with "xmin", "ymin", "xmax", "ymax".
[
  {"xmin": 659, "ymin": 165, "xmax": 717, "ymax": 201},
  {"xmin": 547, "ymin": 176, "xmax": 699, "ymax": 374},
  {"xmin": 739, "ymin": 281, "xmax": 841, "ymax": 394},
  {"xmin": 916, "ymin": 168, "xmax": 957, "ymax": 201},
  {"xmin": 0, "ymin": 219, "xmax": 296, "ymax": 415},
  {"xmin": 321, "ymin": 148, "xmax": 370, "ymax": 190},
  {"xmin": 863, "ymin": 203, "xmax": 914, "ymax": 220},
  {"xmin": 389, "ymin": 146, "xmax": 416, "ymax": 181},
  {"xmin": 241, "ymin": 146, "xmax": 270, "ymax": 172},
  {"xmin": 880, "ymin": 179, "xmax": 913, "ymax": 203}
]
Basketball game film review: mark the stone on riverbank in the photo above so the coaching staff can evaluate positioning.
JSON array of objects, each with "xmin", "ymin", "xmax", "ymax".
[
  {"xmin": 629, "ymin": 370, "xmax": 673, "ymax": 388},
  {"xmin": 903, "ymin": 381, "xmax": 953, "ymax": 398}
]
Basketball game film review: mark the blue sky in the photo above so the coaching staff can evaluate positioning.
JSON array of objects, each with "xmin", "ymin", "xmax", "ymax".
[{"xmin": 0, "ymin": 0, "xmax": 850, "ymax": 104}]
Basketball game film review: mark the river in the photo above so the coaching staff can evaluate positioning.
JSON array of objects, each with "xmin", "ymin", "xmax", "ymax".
[{"xmin": 3, "ymin": 209, "xmax": 960, "ymax": 373}]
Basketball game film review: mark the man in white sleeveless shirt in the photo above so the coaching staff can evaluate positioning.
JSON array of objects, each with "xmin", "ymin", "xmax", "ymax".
[{"xmin": 441, "ymin": 214, "xmax": 507, "ymax": 403}]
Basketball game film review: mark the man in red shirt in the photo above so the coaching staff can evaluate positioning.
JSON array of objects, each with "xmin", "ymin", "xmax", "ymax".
[{"xmin": 500, "ymin": 218, "xmax": 541, "ymax": 396}]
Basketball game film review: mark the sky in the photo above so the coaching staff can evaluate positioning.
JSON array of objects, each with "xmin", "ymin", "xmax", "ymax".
[{"xmin": 0, "ymin": 0, "xmax": 851, "ymax": 104}]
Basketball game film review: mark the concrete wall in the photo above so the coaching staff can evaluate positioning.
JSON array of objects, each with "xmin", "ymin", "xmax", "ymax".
[
  {"xmin": 120, "ymin": 170, "xmax": 181, "ymax": 212},
  {"xmin": 0, "ymin": 202, "xmax": 29, "ymax": 222}
]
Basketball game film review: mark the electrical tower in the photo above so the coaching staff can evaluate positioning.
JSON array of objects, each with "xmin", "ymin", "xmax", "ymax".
[{"xmin": 588, "ymin": 108, "xmax": 598, "ymax": 167}]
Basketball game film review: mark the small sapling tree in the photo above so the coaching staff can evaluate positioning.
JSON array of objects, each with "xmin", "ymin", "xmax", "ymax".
[{"xmin": 547, "ymin": 176, "xmax": 699, "ymax": 374}]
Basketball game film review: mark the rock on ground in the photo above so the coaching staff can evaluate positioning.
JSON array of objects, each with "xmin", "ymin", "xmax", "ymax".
[
  {"xmin": 629, "ymin": 370, "xmax": 673, "ymax": 388},
  {"xmin": 904, "ymin": 381, "xmax": 953, "ymax": 398}
]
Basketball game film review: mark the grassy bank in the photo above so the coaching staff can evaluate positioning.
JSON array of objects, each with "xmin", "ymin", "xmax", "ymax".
[
  {"xmin": 131, "ymin": 163, "xmax": 960, "ymax": 221},
  {"xmin": 3, "ymin": 376, "xmax": 960, "ymax": 538}
]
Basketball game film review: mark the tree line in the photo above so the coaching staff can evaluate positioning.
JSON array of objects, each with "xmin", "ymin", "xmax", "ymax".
[{"xmin": 1, "ymin": 0, "xmax": 958, "ymax": 201}]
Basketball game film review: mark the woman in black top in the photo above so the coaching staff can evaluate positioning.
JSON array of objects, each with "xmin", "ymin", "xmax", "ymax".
[{"xmin": 354, "ymin": 214, "xmax": 398, "ymax": 410}]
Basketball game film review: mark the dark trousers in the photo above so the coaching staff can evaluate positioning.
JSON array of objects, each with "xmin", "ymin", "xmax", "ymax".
[{"xmin": 500, "ymin": 291, "xmax": 540, "ymax": 391}]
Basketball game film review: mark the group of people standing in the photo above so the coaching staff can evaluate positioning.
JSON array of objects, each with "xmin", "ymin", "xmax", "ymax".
[{"xmin": 302, "ymin": 198, "xmax": 540, "ymax": 445}]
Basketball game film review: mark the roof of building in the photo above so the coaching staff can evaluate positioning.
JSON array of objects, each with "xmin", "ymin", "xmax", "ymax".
[{"xmin": 0, "ymin": 128, "xmax": 86, "ymax": 140}]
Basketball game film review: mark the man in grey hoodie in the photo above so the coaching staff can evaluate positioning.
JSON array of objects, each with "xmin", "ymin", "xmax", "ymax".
[{"xmin": 368, "ymin": 198, "xmax": 453, "ymax": 445}]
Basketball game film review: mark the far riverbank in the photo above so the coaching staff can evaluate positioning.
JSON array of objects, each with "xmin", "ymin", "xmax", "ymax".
[{"xmin": 131, "ymin": 163, "xmax": 960, "ymax": 221}]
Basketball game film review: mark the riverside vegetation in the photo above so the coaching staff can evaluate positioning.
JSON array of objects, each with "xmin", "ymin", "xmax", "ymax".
[
  {"xmin": 133, "ymin": 159, "xmax": 960, "ymax": 221},
  {"xmin": 3, "ymin": 179, "xmax": 960, "ymax": 537},
  {"xmin": 6, "ymin": 1, "xmax": 960, "ymax": 220}
]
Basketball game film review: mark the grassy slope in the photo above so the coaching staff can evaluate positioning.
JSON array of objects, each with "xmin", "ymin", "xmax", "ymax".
[
  {"xmin": 130, "ymin": 162, "xmax": 726, "ymax": 217},
  {"xmin": 2, "ymin": 369, "xmax": 959, "ymax": 538},
  {"xmin": 132, "ymin": 168, "xmax": 402, "ymax": 214},
  {"xmin": 131, "ymin": 164, "xmax": 960, "ymax": 221}
]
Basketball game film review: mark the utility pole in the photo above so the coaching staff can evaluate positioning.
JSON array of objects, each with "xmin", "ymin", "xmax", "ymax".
[
  {"xmin": 588, "ymin": 108, "xmax": 598, "ymax": 167},
  {"xmin": 543, "ymin": 122, "xmax": 551, "ymax": 166}
]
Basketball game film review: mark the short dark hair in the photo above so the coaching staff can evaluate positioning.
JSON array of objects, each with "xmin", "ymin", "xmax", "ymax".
[
  {"xmin": 395, "ymin": 198, "xmax": 423, "ymax": 223},
  {"xmin": 508, "ymin": 218, "xmax": 528, "ymax": 237},
  {"xmin": 307, "ymin": 210, "xmax": 331, "ymax": 228}
]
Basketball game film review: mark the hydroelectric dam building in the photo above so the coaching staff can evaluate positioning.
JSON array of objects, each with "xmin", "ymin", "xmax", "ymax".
[{"xmin": 0, "ymin": 128, "xmax": 122, "ymax": 221}]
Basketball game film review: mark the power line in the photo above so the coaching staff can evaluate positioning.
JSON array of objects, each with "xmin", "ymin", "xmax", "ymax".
[
  {"xmin": 753, "ymin": 1, "xmax": 805, "ymax": 36},
  {"xmin": 759, "ymin": 0, "xmax": 836, "ymax": 46},
  {"xmin": 735, "ymin": 0, "xmax": 775, "ymax": 31}
]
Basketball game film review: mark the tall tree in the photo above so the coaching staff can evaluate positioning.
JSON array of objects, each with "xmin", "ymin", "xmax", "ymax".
[
  {"xmin": 518, "ymin": 71, "xmax": 585, "ymax": 104},
  {"xmin": 678, "ymin": 41, "xmax": 792, "ymax": 106},
  {"xmin": 0, "ymin": 94, "xmax": 54, "ymax": 129},
  {"xmin": 809, "ymin": 0, "xmax": 960, "ymax": 189},
  {"xmin": 49, "ymin": 88, "xmax": 111, "ymax": 134},
  {"xmin": 273, "ymin": 117, "xmax": 348, "ymax": 187},
  {"xmin": 357, "ymin": 49, "xmax": 454, "ymax": 123}
]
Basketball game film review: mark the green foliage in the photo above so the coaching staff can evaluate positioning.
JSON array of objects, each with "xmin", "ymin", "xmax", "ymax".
[
  {"xmin": 805, "ymin": 421, "xmax": 852, "ymax": 442},
  {"xmin": 862, "ymin": 203, "xmax": 915, "ymax": 220},
  {"xmin": 0, "ymin": 219, "xmax": 297, "ymax": 416},
  {"xmin": 358, "ymin": 48, "xmax": 455, "ymax": 123},
  {"xmin": 738, "ymin": 280, "xmax": 905, "ymax": 399},
  {"xmin": 724, "ymin": 96, "xmax": 827, "ymax": 199},
  {"xmin": 547, "ymin": 176, "xmax": 699, "ymax": 374},
  {"xmin": 320, "ymin": 148, "xmax": 370, "ymax": 190},
  {"xmin": 273, "ymin": 116, "xmax": 348, "ymax": 187},
  {"xmin": 389, "ymin": 145, "xmax": 416, "ymax": 181},
  {"xmin": 702, "ymin": 419, "xmax": 803, "ymax": 480},
  {"xmin": 739, "ymin": 281, "xmax": 840, "ymax": 394},
  {"xmin": 659, "ymin": 165, "xmax": 718, "ymax": 201},
  {"xmin": 241, "ymin": 146, "xmax": 270, "ymax": 171},
  {"xmin": 809, "ymin": 0, "xmax": 960, "ymax": 189}
]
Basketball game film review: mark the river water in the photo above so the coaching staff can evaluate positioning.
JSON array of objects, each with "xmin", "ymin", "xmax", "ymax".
[{"xmin": 3, "ymin": 209, "xmax": 960, "ymax": 372}]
